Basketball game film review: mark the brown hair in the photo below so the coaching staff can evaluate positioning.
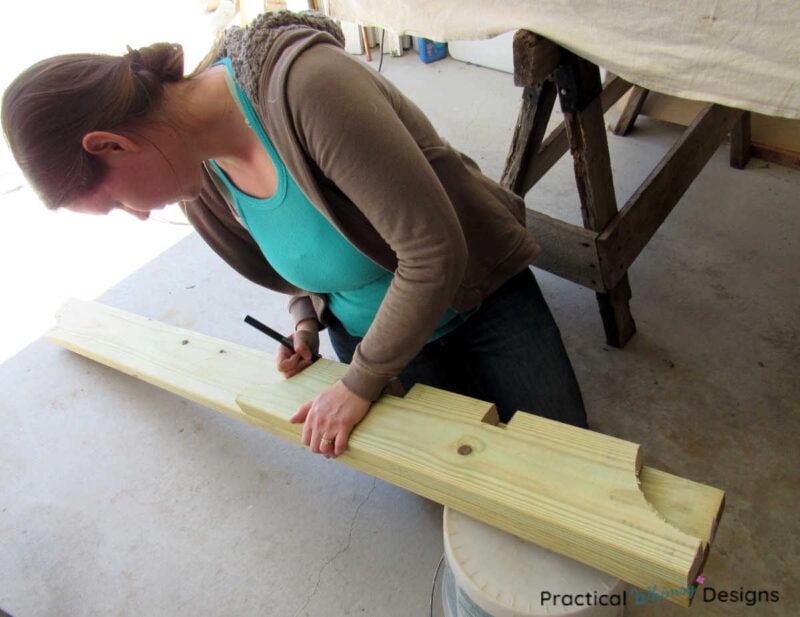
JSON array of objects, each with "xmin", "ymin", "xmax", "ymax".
[{"xmin": 1, "ymin": 42, "xmax": 184, "ymax": 209}]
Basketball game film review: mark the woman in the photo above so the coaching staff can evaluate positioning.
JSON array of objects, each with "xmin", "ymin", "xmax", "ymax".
[{"xmin": 2, "ymin": 11, "xmax": 587, "ymax": 457}]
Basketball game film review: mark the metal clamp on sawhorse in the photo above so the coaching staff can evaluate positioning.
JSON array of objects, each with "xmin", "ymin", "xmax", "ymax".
[{"xmin": 502, "ymin": 30, "xmax": 749, "ymax": 347}]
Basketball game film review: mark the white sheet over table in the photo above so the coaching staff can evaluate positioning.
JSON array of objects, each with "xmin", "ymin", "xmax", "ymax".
[{"xmin": 328, "ymin": 0, "xmax": 800, "ymax": 119}]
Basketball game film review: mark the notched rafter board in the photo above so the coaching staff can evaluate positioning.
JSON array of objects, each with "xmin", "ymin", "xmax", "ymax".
[
  {"xmin": 49, "ymin": 299, "xmax": 724, "ymax": 606},
  {"xmin": 638, "ymin": 467, "xmax": 724, "ymax": 551},
  {"xmin": 507, "ymin": 412, "xmax": 724, "ymax": 551},
  {"xmin": 238, "ymin": 370, "xmax": 706, "ymax": 605}
]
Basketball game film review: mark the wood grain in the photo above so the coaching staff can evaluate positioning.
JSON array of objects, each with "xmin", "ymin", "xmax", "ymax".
[
  {"xmin": 511, "ymin": 30, "xmax": 561, "ymax": 87},
  {"xmin": 513, "ymin": 75, "xmax": 632, "ymax": 194},
  {"xmin": 237, "ymin": 368, "xmax": 705, "ymax": 604},
  {"xmin": 49, "ymin": 299, "xmax": 725, "ymax": 606},
  {"xmin": 525, "ymin": 209, "xmax": 603, "ymax": 291}
]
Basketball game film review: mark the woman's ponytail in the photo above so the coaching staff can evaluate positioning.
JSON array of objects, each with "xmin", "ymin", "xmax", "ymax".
[{"xmin": 1, "ymin": 43, "xmax": 186, "ymax": 209}]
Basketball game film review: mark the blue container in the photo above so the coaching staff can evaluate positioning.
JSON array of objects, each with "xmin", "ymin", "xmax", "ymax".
[{"xmin": 416, "ymin": 37, "xmax": 447, "ymax": 64}]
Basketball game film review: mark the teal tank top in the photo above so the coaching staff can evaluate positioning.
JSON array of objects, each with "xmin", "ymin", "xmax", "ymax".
[{"xmin": 209, "ymin": 58, "xmax": 471, "ymax": 339}]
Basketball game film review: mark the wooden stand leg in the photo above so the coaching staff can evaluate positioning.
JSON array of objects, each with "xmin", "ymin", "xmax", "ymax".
[
  {"xmin": 597, "ymin": 277, "xmax": 637, "ymax": 348},
  {"xmin": 555, "ymin": 53, "xmax": 637, "ymax": 347},
  {"xmin": 730, "ymin": 111, "xmax": 751, "ymax": 169},
  {"xmin": 501, "ymin": 82, "xmax": 558, "ymax": 195},
  {"xmin": 613, "ymin": 86, "xmax": 649, "ymax": 136},
  {"xmin": 501, "ymin": 31, "xmax": 561, "ymax": 195},
  {"xmin": 510, "ymin": 76, "xmax": 633, "ymax": 197}
]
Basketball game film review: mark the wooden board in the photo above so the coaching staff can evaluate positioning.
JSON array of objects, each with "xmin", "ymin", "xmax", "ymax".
[
  {"xmin": 48, "ymin": 299, "xmax": 725, "ymax": 606},
  {"xmin": 527, "ymin": 210, "xmax": 604, "ymax": 291},
  {"xmin": 597, "ymin": 104, "xmax": 744, "ymax": 291}
]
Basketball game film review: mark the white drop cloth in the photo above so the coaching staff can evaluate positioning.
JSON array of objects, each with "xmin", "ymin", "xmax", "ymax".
[{"xmin": 328, "ymin": 0, "xmax": 800, "ymax": 119}]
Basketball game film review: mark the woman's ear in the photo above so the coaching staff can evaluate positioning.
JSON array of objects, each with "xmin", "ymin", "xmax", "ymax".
[{"xmin": 82, "ymin": 131, "xmax": 140, "ymax": 156}]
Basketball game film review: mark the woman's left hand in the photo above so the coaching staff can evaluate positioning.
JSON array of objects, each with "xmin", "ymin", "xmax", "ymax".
[{"xmin": 289, "ymin": 380, "xmax": 371, "ymax": 458}]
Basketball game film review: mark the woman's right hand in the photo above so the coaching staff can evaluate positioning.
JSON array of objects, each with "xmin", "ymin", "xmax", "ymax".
[{"xmin": 276, "ymin": 320, "xmax": 320, "ymax": 378}]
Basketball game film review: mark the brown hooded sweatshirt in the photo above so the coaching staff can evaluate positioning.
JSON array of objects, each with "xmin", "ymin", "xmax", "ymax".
[{"xmin": 181, "ymin": 12, "xmax": 541, "ymax": 400}]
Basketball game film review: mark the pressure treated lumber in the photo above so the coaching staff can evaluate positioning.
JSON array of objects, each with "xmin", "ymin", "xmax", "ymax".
[{"xmin": 49, "ymin": 299, "xmax": 725, "ymax": 606}]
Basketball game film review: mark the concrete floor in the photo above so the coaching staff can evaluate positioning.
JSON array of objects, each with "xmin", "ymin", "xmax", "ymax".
[{"xmin": 2, "ymin": 8, "xmax": 799, "ymax": 617}]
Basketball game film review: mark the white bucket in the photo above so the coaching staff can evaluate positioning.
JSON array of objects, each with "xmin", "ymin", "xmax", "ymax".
[{"xmin": 442, "ymin": 507, "xmax": 626, "ymax": 617}]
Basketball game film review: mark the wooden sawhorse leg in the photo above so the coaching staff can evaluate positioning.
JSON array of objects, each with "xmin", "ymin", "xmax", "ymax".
[
  {"xmin": 730, "ymin": 111, "xmax": 752, "ymax": 169},
  {"xmin": 502, "ymin": 32, "xmax": 636, "ymax": 347},
  {"xmin": 613, "ymin": 86, "xmax": 649, "ymax": 137},
  {"xmin": 553, "ymin": 52, "xmax": 637, "ymax": 347},
  {"xmin": 501, "ymin": 82, "xmax": 558, "ymax": 195},
  {"xmin": 501, "ymin": 32, "xmax": 560, "ymax": 195}
]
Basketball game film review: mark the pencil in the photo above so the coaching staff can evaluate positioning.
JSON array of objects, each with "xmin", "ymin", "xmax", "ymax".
[{"xmin": 244, "ymin": 314, "xmax": 295, "ymax": 352}]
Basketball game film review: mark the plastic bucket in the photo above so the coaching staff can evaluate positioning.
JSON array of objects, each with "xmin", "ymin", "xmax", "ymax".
[{"xmin": 442, "ymin": 507, "xmax": 626, "ymax": 617}]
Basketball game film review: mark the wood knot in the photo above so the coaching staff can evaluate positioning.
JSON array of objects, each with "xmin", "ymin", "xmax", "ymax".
[{"xmin": 458, "ymin": 445, "xmax": 473, "ymax": 456}]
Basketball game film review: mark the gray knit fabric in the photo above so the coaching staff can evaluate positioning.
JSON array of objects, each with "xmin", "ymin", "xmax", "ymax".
[{"xmin": 216, "ymin": 10, "xmax": 345, "ymax": 102}]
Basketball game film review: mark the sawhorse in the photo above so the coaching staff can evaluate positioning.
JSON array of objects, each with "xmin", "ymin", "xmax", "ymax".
[{"xmin": 502, "ymin": 31, "xmax": 750, "ymax": 347}]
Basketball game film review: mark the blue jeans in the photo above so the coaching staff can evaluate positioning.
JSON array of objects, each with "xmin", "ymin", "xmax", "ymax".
[{"xmin": 326, "ymin": 268, "xmax": 588, "ymax": 427}]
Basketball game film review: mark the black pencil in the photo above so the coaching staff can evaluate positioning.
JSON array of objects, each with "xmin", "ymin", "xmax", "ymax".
[{"xmin": 244, "ymin": 314, "xmax": 295, "ymax": 352}]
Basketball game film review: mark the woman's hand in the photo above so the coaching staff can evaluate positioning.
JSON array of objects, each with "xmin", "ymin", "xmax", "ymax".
[
  {"xmin": 276, "ymin": 319, "xmax": 319, "ymax": 378},
  {"xmin": 289, "ymin": 380, "xmax": 371, "ymax": 458}
]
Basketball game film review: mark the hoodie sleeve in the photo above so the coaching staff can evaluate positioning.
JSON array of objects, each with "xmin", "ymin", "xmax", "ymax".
[{"xmin": 283, "ymin": 43, "xmax": 469, "ymax": 400}]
